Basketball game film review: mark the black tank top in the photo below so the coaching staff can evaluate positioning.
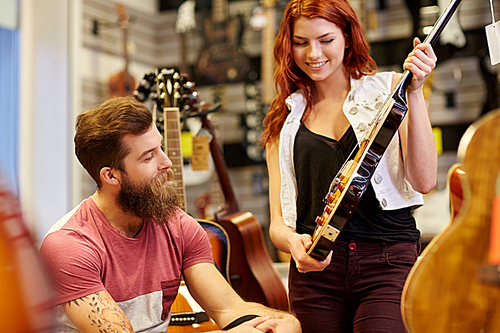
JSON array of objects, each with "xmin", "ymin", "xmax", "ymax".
[{"xmin": 293, "ymin": 125, "xmax": 420, "ymax": 242}]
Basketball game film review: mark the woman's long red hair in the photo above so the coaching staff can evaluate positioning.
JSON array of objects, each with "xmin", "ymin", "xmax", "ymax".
[{"xmin": 262, "ymin": 0, "xmax": 376, "ymax": 145}]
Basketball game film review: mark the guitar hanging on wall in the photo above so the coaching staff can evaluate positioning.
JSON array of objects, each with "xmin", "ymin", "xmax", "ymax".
[
  {"xmin": 196, "ymin": 0, "xmax": 251, "ymax": 84},
  {"xmin": 307, "ymin": 0, "xmax": 463, "ymax": 260},
  {"xmin": 243, "ymin": 0, "xmax": 277, "ymax": 163},
  {"xmin": 108, "ymin": 4, "xmax": 136, "ymax": 97}
]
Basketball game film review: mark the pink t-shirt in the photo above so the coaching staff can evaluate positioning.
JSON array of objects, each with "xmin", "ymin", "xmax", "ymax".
[{"xmin": 40, "ymin": 197, "xmax": 213, "ymax": 332}]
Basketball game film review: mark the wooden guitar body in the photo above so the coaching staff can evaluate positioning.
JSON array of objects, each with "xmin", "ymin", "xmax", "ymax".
[
  {"xmin": 0, "ymin": 181, "xmax": 54, "ymax": 331},
  {"xmin": 448, "ymin": 163, "xmax": 465, "ymax": 220},
  {"xmin": 109, "ymin": 69, "xmax": 136, "ymax": 97},
  {"xmin": 401, "ymin": 109, "xmax": 500, "ymax": 333},
  {"xmin": 168, "ymin": 220, "xmax": 230, "ymax": 333},
  {"xmin": 214, "ymin": 211, "xmax": 289, "ymax": 311}
]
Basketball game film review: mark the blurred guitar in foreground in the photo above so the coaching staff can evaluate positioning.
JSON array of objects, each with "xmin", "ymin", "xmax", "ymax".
[
  {"xmin": 0, "ymin": 177, "xmax": 54, "ymax": 331},
  {"xmin": 402, "ymin": 109, "xmax": 500, "ymax": 333}
]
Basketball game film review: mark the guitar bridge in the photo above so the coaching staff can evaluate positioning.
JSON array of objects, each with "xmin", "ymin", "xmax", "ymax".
[{"xmin": 321, "ymin": 224, "xmax": 341, "ymax": 243}]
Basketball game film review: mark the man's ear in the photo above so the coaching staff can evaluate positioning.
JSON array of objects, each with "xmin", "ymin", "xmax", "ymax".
[{"xmin": 100, "ymin": 167, "xmax": 121, "ymax": 186}]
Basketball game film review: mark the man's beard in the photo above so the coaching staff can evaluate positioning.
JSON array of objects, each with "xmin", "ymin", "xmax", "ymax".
[{"xmin": 117, "ymin": 168, "xmax": 180, "ymax": 224}]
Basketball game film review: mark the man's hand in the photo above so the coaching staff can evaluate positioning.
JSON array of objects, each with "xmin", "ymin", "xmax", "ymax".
[{"xmin": 183, "ymin": 263, "xmax": 301, "ymax": 332}]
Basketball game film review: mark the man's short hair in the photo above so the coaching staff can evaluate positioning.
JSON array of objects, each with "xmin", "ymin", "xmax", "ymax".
[{"xmin": 74, "ymin": 97, "xmax": 153, "ymax": 187}]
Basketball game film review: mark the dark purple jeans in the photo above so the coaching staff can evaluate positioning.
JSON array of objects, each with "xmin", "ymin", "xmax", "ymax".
[{"xmin": 289, "ymin": 240, "xmax": 418, "ymax": 333}]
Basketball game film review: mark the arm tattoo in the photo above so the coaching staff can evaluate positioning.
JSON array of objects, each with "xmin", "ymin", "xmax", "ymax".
[{"xmin": 68, "ymin": 292, "xmax": 133, "ymax": 332}]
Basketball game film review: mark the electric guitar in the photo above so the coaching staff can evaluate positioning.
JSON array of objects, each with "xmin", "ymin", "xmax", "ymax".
[
  {"xmin": 307, "ymin": 0, "xmax": 463, "ymax": 260},
  {"xmin": 196, "ymin": 0, "xmax": 251, "ymax": 84}
]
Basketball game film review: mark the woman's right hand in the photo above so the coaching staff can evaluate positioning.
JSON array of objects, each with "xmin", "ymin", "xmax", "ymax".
[{"xmin": 289, "ymin": 233, "xmax": 332, "ymax": 273}]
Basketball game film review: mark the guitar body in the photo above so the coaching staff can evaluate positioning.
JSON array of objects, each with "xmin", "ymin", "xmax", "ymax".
[
  {"xmin": 401, "ymin": 109, "xmax": 500, "ymax": 333},
  {"xmin": 167, "ymin": 281, "xmax": 219, "ymax": 333},
  {"xmin": 109, "ymin": 69, "xmax": 136, "ymax": 97},
  {"xmin": 214, "ymin": 212, "xmax": 289, "ymax": 311},
  {"xmin": 448, "ymin": 163, "xmax": 465, "ymax": 220},
  {"xmin": 308, "ymin": 96, "xmax": 408, "ymax": 260},
  {"xmin": 0, "ymin": 183, "xmax": 54, "ymax": 331},
  {"xmin": 196, "ymin": 15, "xmax": 250, "ymax": 84},
  {"xmin": 167, "ymin": 220, "xmax": 230, "ymax": 333},
  {"xmin": 198, "ymin": 219, "xmax": 231, "ymax": 282}
]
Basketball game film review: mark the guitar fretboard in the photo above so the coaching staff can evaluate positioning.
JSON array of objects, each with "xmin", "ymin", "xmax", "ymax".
[
  {"xmin": 212, "ymin": 0, "xmax": 227, "ymax": 23},
  {"xmin": 164, "ymin": 106, "xmax": 187, "ymax": 211}
]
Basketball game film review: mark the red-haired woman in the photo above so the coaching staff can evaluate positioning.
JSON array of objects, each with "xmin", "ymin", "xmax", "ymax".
[{"xmin": 263, "ymin": 0, "xmax": 438, "ymax": 332}]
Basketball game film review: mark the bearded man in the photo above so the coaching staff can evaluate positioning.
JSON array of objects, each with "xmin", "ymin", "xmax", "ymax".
[{"xmin": 40, "ymin": 97, "xmax": 300, "ymax": 333}]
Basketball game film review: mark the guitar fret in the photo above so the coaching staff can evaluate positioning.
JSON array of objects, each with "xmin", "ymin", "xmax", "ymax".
[{"xmin": 162, "ymin": 97, "xmax": 186, "ymax": 210}]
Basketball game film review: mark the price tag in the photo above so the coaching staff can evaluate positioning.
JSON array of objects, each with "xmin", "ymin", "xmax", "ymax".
[
  {"xmin": 191, "ymin": 135, "xmax": 210, "ymax": 171},
  {"xmin": 485, "ymin": 22, "xmax": 500, "ymax": 65}
]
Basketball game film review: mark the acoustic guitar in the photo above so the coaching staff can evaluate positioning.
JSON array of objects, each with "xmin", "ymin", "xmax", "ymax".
[
  {"xmin": 135, "ymin": 70, "xmax": 225, "ymax": 332},
  {"xmin": 108, "ymin": 4, "xmax": 136, "ymax": 97},
  {"xmin": 448, "ymin": 163, "xmax": 465, "ymax": 220},
  {"xmin": 401, "ymin": 109, "xmax": 500, "ymax": 333},
  {"xmin": 0, "ymin": 182, "xmax": 54, "ymax": 331},
  {"xmin": 175, "ymin": 74, "xmax": 289, "ymax": 311}
]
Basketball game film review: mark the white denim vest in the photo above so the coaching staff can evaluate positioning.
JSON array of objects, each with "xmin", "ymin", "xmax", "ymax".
[{"xmin": 278, "ymin": 72, "xmax": 424, "ymax": 229}]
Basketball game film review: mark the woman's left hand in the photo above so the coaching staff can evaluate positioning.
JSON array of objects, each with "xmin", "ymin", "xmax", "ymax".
[{"xmin": 403, "ymin": 37, "xmax": 437, "ymax": 92}]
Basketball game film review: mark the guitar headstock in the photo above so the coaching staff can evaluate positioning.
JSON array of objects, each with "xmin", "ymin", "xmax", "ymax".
[
  {"xmin": 134, "ymin": 72, "xmax": 157, "ymax": 103},
  {"xmin": 135, "ymin": 68, "xmax": 220, "ymax": 127},
  {"xmin": 157, "ymin": 68, "xmax": 181, "ymax": 108},
  {"xmin": 115, "ymin": 4, "xmax": 130, "ymax": 30},
  {"xmin": 175, "ymin": 73, "xmax": 222, "ymax": 121},
  {"xmin": 134, "ymin": 68, "xmax": 180, "ymax": 133}
]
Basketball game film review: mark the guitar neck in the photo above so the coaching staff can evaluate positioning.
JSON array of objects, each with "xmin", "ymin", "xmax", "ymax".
[
  {"xmin": 164, "ymin": 106, "xmax": 187, "ymax": 211},
  {"xmin": 116, "ymin": 4, "xmax": 131, "ymax": 73},
  {"xmin": 212, "ymin": 0, "xmax": 227, "ymax": 22},
  {"xmin": 261, "ymin": 0, "xmax": 276, "ymax": 106},
  {"xmin": 200, "ymin": 115, "xmax": 240, "ymax": 218}
]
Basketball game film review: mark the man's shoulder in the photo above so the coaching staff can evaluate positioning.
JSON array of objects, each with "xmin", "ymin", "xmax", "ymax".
[{"xmin": 41, "ymin": 198, "xmax": 101, "ymax": 251}]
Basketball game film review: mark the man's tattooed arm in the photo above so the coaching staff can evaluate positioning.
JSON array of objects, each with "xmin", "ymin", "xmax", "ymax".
[{"xmin": 62, "ymin": 290, "xmax": 134, "ymax": 333}]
